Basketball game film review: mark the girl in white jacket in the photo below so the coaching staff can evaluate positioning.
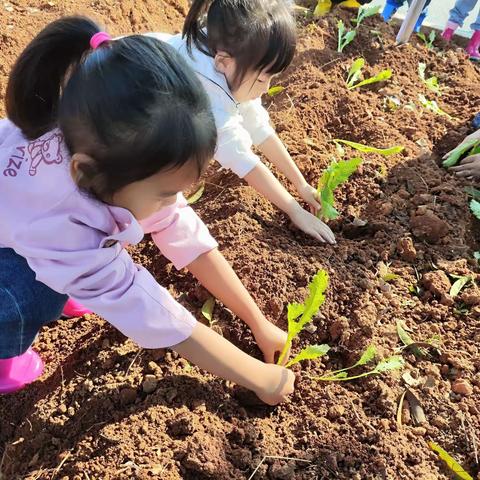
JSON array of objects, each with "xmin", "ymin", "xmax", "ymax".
[{"xmin": 152, "ymin": 0, "xmax": 335, "ymax": 244}]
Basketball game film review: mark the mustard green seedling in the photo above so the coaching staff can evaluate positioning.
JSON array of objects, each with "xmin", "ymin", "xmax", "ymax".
[
  {"xmin": 346, "ymin": 58, "xmax": 365, "ymax": 88},
  {"xmin": 315, "ymin": 345, "xmax": 405, "ymax": 381},
  {"xmin": 316, "ymin": 158, "xmax": 362, "ymax": 221},
  {"xmin": 349, "ymin": 69, "xmax": 392, "ymax": 89},
  {"xmin": 337, "ymin": 20, "xmax": 356, "ymax": 53},
  {"xmin": 417, "ymin": 30, "xmax": 436, "ymax": 49},
  {"xmin": 333, "ymin": 139, "xmax": 404, "ymax": 156},
  {"xmin": 419, "ymin": 94, "xmax": 451, "ymax": 118},
  {"xmin": 352, "ymin": 4, "xmax": 381, "ymax": 28},
  {"xmin": 418, "ymin": 63, "xmax": 441, "ymax": 95},
  {"xmin": 277, "ymin": 270, "xmax": 330, "ymax": 367}
]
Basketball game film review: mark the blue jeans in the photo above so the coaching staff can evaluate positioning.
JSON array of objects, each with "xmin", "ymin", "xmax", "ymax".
[
  {"xmin": 388, "ymin": 0, "xmax": 432, "ymax": 23},
  {"xmin": 449, "ymin": 0, "xmax": 480, "ymax": 30},
  {"xmin": 0, "ymin": 248, "xmax": 67, "ymax": 359}
]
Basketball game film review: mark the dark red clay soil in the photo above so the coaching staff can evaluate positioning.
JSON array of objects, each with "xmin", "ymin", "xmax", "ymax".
[{"xmin": 1, "ymin": 2, "xmax": 480, "ymax": 479}]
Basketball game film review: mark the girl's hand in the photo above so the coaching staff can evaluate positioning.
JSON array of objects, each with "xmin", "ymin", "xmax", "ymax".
[
  {"xmin": 442, "ymin": 129, "xmax": 480, "ymax": 160},
  {"xmin": 449, "ymin": 155, "xmax": 480, "ymax": 179},
  {"xmin": 254, "ymin": 364, "xmax": 295, "ymax": 405},
  {"xmin": 252, "ymin": 320, "xmax": 290, "ymax": 364},
  {"xmin": 289, "ymin": 205, "xmax": 336, "ymax": 244},
  {"xmin": 297, "ymin": 183, "xmax": 321, "ymax": 214}
]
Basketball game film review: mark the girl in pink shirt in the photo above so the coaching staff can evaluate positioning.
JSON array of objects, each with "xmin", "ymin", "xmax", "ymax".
[{"xmin": 0, "ymin": 16, "xmax": 294, "ymax": 404}]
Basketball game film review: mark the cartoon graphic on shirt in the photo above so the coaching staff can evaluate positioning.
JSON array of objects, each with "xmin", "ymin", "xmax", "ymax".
[{"xmin": 27, "ymin": 132, "xmax": 64, "ymax": 176}]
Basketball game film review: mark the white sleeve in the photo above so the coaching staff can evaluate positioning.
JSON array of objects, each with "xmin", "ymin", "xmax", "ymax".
[
  {"xmin": 238, "ymin": 99, "xmax": 275, "ymax": 146},
  {"xmin": 214, "ymin": 121, "xmax": 261, "ymax": 178}
]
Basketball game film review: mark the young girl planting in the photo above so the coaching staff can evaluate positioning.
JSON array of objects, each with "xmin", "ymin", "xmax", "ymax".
[
  {"xmin": 149, "ymin": 0, "xmax": 335, "ymax": 244},
  {"xmin": 0, "ymin": 16, "xmax": 294, "ymax": 404}
]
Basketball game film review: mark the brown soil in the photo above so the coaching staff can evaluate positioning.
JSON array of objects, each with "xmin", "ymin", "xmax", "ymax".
[{"xmin": 1, "ymin": 2, "xmax": 480, "ymax": 480}]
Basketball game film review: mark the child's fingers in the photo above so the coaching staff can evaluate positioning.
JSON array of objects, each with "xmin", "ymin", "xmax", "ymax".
[
  {"xmin": 455, "ymin": 169, "xmax": 475, "ymax": 177},
  {"xmin": 316, "ymin": 225, "xmax": 336, "ymax": 244},
  {"xmin": 460, "ymin": 157, "xmax": 476, "ymax": 165},
  {"xmin": 449, "ymin": 164, "xmax": 468, "ymax": 172}
]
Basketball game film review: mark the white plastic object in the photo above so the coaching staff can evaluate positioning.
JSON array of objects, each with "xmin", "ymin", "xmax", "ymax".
[{"xmin": 396, "ymin": 0, "xmax": 428, "ymax": 44}]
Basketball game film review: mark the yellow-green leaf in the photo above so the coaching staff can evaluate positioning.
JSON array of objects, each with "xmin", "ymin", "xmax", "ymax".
[
  {"xmin": 449, "ymin": 275, "xmax": 472, "ymax": 297},
  {"xmin": 396, "ymin": 320, "xmax": 414, "ymax": 347},
  {"xmin": 373, "ymin": 355, "xmax": 405, "ymax": 373},
  {"xmin": 268, "ymin": 86, "xmax": 285, "ymax": 97},
  {"xmin": 347, "ymin": 58, "xmax": 365, "ymax": 87},
  {"xmin": 187, "ymin": 183, "xmax": 205, "ymax": 205},
  {"xmin": 201, "ymin": 296, "xmax": 215, "ymax": 324},
  {"xmin": 354, "ymin": 344, "xmax": 377, "ymax": 367},
  {"xmin": 286, "ymin": 344, "xmax": 330, "ymax": 368},
  {"xmin": 334, "ymin": 139, "xmax": 404, "ymax": 156},
  {"xmin": 428, "ymin": 442, "xmax": 473, "ymax": 480},
  {"xmin": 349, "ymin": 69, "xmax": 392, "ymax": 89}
]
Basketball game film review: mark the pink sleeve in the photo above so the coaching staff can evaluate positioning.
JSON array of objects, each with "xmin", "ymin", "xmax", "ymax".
[
  {"xmin": 140, "ymin": 193, "xmax": 218, "ymax": 270},
  {"xmin": 15, "ymin": 217, "xmax": 197, "ymax": 349}
]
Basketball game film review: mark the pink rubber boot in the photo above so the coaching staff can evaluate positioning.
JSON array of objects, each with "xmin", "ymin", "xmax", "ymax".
[
  {"xmin": 441, "ymin": 21, "xmax": 459, "ymax": 42},
  {"xmin": 61, "ymin": 298, "xmax": 92, "ymax": 318},
  {"xmin": 0, "ymin": 348, "xmax": 44, "ymax": 394},
  {"xmin": 466, "ymin": 30, "xmax": 480, "ymax": 61}
]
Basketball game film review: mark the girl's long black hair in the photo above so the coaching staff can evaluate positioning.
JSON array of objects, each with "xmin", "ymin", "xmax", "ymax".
[
  {"xmin": 6, "ymin": 16, "xmax": 217, "ymax": 198},
  {"xmin": 183, "ymin": 0, "xmax": 297, "ymax": 89}
]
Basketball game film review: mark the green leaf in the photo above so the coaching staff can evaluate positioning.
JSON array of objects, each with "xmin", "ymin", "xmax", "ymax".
[
  {"xmin": 443, "ymin": 139, "xmax": 480, "ymax": 167},
  {"xmin": 373, "ymin": 355, "xmax": 405, "ymax": 373},
  {"xmin": 419, "ymin": 94, "xmax": 451, "ymax": 118},
  {"xmin": 465, "ymin": 186, "xmax": 480, "ymax": 200},
  {"xmin": 470, "ymin": 199, "xmax": 480, "ymax": 220},
  {"xmin": 354, "ymin": 344, "xmax": 377, "ymax": 367},
  {"xmin": 428, "ymin": 442, "xmax": 474, "ymax": 480},
  {"xmin": 268, "ymin": 86, "xmax": 285, "ymax": 97},
  {"xmin": 295, "ymin": 270, "xmax": 329, "ymax": 332},
  {"xmin": 187, "ymin": 183, "xmax": 205, "ymax": 205},
  {"xmin": 474, "ymin": 251, "xmax": 480, "ymax": 262},
  {"xmin": 355, "ymin": 4, "xmax": 381, "ymax": 27},
  {"xmin": 337, "ymin": 20, "xmax": 356, "ymax": 52},
  {"xmin": 201, "ymin": 296, "xmax": 215, "ymax": 325},
  {"xmin": 333, "ymin": 139, "xmax": 404, "ymax": 156},
  {"xmin": 349, "ymin": 69, "xmax": 392, "ymax": 89},
  {"xmin": 278, "ymin": 270, "xmax": 329, "ymax": 365},
  {"xmin": 317, "ymin": 158, "xmax": 362, "ymax": 220},
  {"xmin": 450, "ymin": 275, "xmax": 472, "ymax": 297},
  {"xmin": 347, "ymin": 58, "xmax": 365, "ymax": 88},
  {"xmin": 418, "ymin": 31, "xmax": 436, "ymax": 49},
  {"xmin": 316, "ymin": 352, "xmax": 404, "ymax": 381},
  {"xmin": 419, "ymin": 63, "xmax": 441, "ymax": 94},
  {"xmin": 418, "ymin": 62, "xmax": 427, "ymax": 81},
  {"xmin": 396, "ymin": 320, "xmax": 413, "ymax": 347},
  {"xmin": 285, "ymin": 344, "xmax": 330, "ymax": 368}
]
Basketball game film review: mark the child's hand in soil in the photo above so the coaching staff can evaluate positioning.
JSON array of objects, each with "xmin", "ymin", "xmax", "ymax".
[
  {"xmin": 254, "ymin": 364, "xmax": 295, "ymax": 405},
  {"xmin": 297, "ymin": 183, "xmax": 321, "ymax": 214},
  {"xmin": 449, "ymin": 155, "xmax": 480, "ymax": 179},
  {"xmin": 252, "ymin": 320, "xmax": 290, "ymax": 364},
  {"xmin": 289, "ymin": 205, "xmax": 336, "ymax": 244},
  {"xmin": 443, "ymin": 129, "xmax": 480, "ymax": 161}
]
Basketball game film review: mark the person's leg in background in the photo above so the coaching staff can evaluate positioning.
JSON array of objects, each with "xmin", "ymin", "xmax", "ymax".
[
  {"xmin": 382, "ymin": 0, "xmax": 431, "ymax": 32},
  {"xmin": 466, "ymin": 2, "xmax": 480, "ymax": 59},
  {"xmin": 442, "ymin": 0, "xmax": 478, "ymax": 40},
  {"xmin": 0, "ymin": 248, "xmax": 67, "ymax": 394}
]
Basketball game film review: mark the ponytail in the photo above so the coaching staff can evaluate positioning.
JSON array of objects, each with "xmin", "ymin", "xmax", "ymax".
[
  {"xmin": 183, "ymin": 0, "xmax": 212, "ymax": 55},
  {"xmin": 6, "ymin": 16, "xmax": 101, "ymax": 140}
]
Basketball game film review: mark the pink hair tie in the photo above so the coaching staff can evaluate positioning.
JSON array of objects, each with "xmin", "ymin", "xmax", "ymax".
[{"xmin": 90, "ymin": 31, "xmax": 111, "ymax": 49}]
